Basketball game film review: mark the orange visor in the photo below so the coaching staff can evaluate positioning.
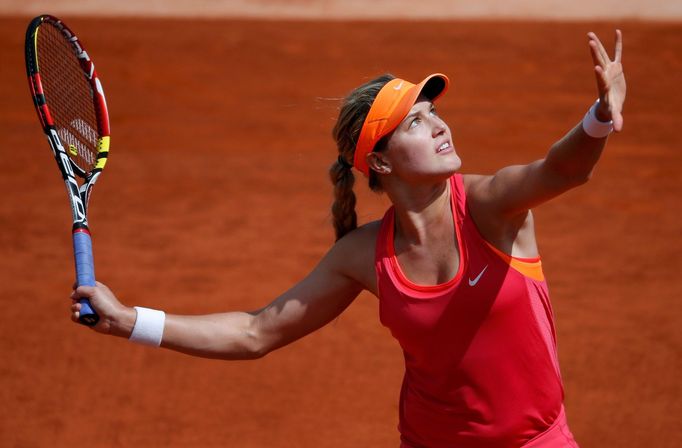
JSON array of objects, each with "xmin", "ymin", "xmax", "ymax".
[{"xmin": 353, "ymin": 73, "xmax": 449, "ymax": 177}]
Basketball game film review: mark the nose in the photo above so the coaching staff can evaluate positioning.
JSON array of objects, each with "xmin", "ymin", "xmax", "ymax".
[{"xmin": 431, "ymin": 116, "xmax": 447, "ymax": 138}]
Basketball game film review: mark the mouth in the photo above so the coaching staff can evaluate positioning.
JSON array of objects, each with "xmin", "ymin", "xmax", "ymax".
[{"xmin": 436, "ymin": 141, "xmax": 452, "ymax": 153}]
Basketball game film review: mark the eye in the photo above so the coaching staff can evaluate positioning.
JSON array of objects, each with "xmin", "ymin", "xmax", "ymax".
[
  {"xmin": 430, "ymin": 106, "xmax": 438, "ymax": 116},
  {"xmin": 409, "ymin": 117, "xmax": 421, "ymax": 128}
]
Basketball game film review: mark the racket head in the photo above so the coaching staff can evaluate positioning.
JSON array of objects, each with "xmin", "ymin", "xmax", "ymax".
[{"xmin": 25, "ymin": 15, "xmax": 110, "ymax": 180}]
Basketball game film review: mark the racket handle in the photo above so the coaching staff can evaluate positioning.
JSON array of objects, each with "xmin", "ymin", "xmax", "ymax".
[{"xmin": 73, "ymin": 228, "xmax": 100, "ymax": 326}]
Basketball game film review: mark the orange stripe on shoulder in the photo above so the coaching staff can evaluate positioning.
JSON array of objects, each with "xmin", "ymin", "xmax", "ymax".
[{"xmin": 484, "ymin": 240, "xmax": 545, "ymax": 282}]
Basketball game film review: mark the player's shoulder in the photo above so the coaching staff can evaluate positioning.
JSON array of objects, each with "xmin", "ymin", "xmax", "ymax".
[
  {"xmin": 332, "ymin": 220, "xmax": 382, "ymax": 255},
  {"xmin": 327, "ymin": 220, "xmax": 382, "ymax": 293},
  {"xmin": 461, "ymin": 172, "xmax": 505, "ymax": 210},
  {"xmin": 461, "ymin": 172, "xmax": 490, "ymax": 194},
  {"xmin": 322, "ymin": 221, "xmax": 381, "ymax": 271}
]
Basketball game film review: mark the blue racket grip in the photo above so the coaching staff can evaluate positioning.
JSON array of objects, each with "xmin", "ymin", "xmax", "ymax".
[{"xmin": 73, "ymin": 229, "xmax": 100, "ymax": 326}]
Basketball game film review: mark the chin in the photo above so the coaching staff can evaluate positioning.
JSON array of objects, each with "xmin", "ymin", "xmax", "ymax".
[
  {"xmin": 443, "ymin": 153, "xmax": 462, "ymax": 174},
  {"xmin": 422, "ymin": 155, "xmax": 461, "ymax": 181},
  {"xmin": 431, "ymin": 164, "xmax": 461, "ymax": 183}
]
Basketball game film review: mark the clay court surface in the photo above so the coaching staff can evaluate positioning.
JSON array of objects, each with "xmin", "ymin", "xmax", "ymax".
[{"xmin": 0, "ymin": 11, "xmax": 680, "ymax": 448}]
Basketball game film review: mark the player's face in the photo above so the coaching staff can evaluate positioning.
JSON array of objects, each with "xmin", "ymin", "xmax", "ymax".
[{"xmin": 382, "ymin": 96, "xmax": 460, "ymax": 182}]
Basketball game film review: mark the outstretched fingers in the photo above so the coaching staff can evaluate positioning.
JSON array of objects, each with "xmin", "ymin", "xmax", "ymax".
[
  {"xmin": 584, "ymin": 30, "xmax": 626, "ymax": 133},
  {"xmin": 587, "ymin": 32, "xmax": 610, "ymax": 67},
  {"xmin": 614, "ymin": 29, "xmax": 623, "ymax": 62}
]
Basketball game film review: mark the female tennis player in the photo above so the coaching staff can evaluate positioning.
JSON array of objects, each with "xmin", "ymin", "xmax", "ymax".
[{"xmin": 71, "ymin": 30, "xmax": 625, "ymax": 447}]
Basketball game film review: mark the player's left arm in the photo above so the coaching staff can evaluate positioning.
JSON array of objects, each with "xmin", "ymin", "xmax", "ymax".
[{"xmin": 468, "ymin": 30, "xmax": 626, "ymax": 218}]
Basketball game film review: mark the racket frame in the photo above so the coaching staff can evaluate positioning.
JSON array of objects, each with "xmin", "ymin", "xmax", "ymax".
[{"xmin": 25, "ymin": 15, "xmax": 111, "ymax": 326}]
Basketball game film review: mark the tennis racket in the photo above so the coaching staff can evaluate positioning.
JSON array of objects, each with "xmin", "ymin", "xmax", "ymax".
[{"xmin": 25, "ymin": 15, "xmax": 111, "ymax": 326}]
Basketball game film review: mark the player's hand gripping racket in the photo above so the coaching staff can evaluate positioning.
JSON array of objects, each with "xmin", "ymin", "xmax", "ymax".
[{"xmin": 25, "ymin": 15, "xmax": 111, "ymax": 326}]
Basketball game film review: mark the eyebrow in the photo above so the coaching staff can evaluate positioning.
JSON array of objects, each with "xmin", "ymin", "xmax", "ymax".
[{"xmin": 402, "ymin": 102, "xmax": 434, "ymax": 124}]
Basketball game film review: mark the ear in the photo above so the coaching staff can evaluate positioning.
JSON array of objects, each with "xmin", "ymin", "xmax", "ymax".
[{"xmin": 366, "ymin": 152, "xmax": 392, "ymax": 175}]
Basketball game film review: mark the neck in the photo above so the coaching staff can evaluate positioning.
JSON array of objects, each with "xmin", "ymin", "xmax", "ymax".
[{"xmin": 386, "ymin": 179, "xmax": 452, "ymax": 245}]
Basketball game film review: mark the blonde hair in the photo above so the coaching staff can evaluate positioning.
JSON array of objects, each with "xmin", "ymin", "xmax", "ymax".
[{"xmin": 329, "ymin": 74, "xmax": 394, "ymax": 241}]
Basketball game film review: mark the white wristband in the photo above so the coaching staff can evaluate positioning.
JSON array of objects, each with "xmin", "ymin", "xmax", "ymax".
[
  {"xmin": 129, "ymin": 307, "xmax": 165, "ymax": 347},
  {"xmin": 582, "ymin": 99, "xmax": 613, "ymax": 138}
]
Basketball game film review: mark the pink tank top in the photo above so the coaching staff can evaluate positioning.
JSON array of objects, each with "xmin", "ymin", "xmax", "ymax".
[{"xmin": 375, "ymin": 174, "xmax": 578, "ymax": 447}]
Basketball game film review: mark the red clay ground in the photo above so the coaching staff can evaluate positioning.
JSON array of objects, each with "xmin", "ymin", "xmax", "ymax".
[{"xmin": 0, "ymin": 17, "xmax": 680, "ymax": 447}]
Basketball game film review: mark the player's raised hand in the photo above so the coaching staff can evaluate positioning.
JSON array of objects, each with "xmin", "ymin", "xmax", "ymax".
[{"xmin": 588, "ymin": 30, "xmax": 626, "ymax": 131}]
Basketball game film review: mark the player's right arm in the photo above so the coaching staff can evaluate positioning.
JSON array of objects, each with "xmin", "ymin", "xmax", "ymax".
[{"xmin": 71, "ymin": 223, "xmax": 378, "ymax": 360}]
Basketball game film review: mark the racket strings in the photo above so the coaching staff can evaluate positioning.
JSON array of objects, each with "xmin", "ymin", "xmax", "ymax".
[{"xmin": 37, "ymin": 23, "xmax": 99, "ymax": 174}]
